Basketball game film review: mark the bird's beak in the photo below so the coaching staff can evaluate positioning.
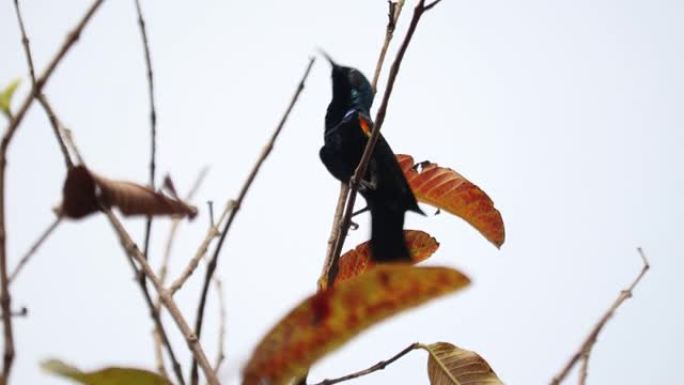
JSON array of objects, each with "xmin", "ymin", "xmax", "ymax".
[{"xmin": 317, "ymin": 48, "xmax": 338, "ymax": 68}]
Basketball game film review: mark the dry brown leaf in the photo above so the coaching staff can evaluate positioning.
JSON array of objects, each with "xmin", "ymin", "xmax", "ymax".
[
  {"xmin": 243, "ymin": 266, "xmax": 470, "ymax": 385},
  {"xmin": 426, "ymin": 342, "xmax": 503, "ymax": 385},
  {"xmin": 318, "ymin": 230, "xmax": 440, "ymax": 290},
  {"xmin": 60, "ymin": 165, "xmax": 197, "ymax": 219},
  {"xmin": 397, "ymin": 154, "xmax": 505, "ymax": 248}
]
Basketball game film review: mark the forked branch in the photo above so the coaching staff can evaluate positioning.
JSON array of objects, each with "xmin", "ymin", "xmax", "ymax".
[
  {"xmin": 189, "ymin": 57, "xmax": 316, "ymax": 385},
  {"xmin": 325, "ymin": 0, "xmax": 443, "ymax": 286},
  {"xmin": 550, "ymin": 248, "xmax": 650, "ymax": 385}
]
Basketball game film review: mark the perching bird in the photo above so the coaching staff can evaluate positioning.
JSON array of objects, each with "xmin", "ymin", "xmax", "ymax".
[{"xmin": 319, "ymin": 53, "xmax": 423, "ymax": 262}]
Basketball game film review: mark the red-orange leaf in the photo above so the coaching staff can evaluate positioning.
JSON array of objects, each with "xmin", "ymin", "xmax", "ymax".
[
  {"xmin": 242, "ymin": 265, "xmax": 470, "ymax": 385},
  {"xmin": 397, "ymin": 154, "xmax": 505, "ymax": 248},
  {"xmin": 60, "ymin": 165, "xmax": 197, "ymax": 219},
  {"xmin": 318, "ymin": 230, "xmax": 440, "ymax": 290}
]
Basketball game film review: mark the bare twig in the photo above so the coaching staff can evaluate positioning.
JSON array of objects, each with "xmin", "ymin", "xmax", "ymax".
[
  {"xmin": 371, "ymin": 0, "xmax": 406, "ymax": 92},
  {"xmin": 134, "ymin": 0, "xmax": 157, "ymax": 279},
  {"xmin": 167, "ymin": 200, "xmax": 229, "ymax": 295},
  {"xmin": 578, "ymin": 349, "xmax": 590, "ymax": 385},
  {"xmin": 325, "ymin": 0, "xmax": 442, "ymax": 286},
  {"xmin": 35, "ymin": 95, "xmax": 74, "ymax": 169},
  {"xmin": 119, "ymin": 243, "xmax": 186, "ymax": 385},
  {"xmin": 158, "ymin": 167, "xmax": 209, "ymax": 287},
  {"xmin": 312, "ymin": 343, "xmax": 422, "ymax": 385},
  {"xmin": 550, "ymin": 248, "xmax": 650, "ymax": 385},
  {"xmin": 321, "ymin": 0, "xmax": 408, "ymax": 287},
  {"xmin": 189, "ymin": 57, "xmax": 316, "ymax": 385},
  {"xmin": 8, "ymin": 216, "xmax": 62, "ymax": 284},
  {"xmin": 213, "ymin": 278, "xmax": 227, "ymax": 372},
  {"xmin": 101, "ymin": 206, "xmax": 219, "ymax": 385},
  {"xmin": 3, "ymin": 0, "xmax": 106, "ymax": 145},
  {"xmin": 152, "ymin": 168, "xmax": 208, "ymax": 376},
  {"xmin": 14, "ymin": 0, "xmax": 73, "ymax": 169},
  {"xmin": 61, "ymin": 127, "xmax": 85, "ymax": 165},
  {"xmin": 3, "ymin": 307, "xmax": 28, "ymax": 318},
  {"xmin": 152, "ymin": 328, "xmax": 169, "ymax": 379},
  {"xmin": 2, "ymin": 2, "xmax": 105, "ymax": 382},
  {"xmin": 320, "ymin": 182, "xmax": 348, "ymax": 288}
]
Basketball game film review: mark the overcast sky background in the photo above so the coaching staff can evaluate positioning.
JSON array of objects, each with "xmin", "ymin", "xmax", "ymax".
[{"xmin": 1, "ymin": 0, "xmax": 682, "ymax": 384}]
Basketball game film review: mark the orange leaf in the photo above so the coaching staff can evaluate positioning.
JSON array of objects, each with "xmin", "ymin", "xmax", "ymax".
[
  {"xmin": 318, "ymin": 230, "xmax": 440, "ymax": 290},
  {"xmin": 242, "ymin": 265, "xmax": 470, "ymax": 385},
  {"xmin": 397, "ymin": 154, "xmax": 505, "ymax": 248},
  {"xmin": 60, "ymin": 165, "xmax": 197, "ymax": 219}
]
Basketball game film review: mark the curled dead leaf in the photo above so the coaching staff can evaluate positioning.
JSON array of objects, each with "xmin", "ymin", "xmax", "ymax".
[
  {"xmin": 243, "ymin": 266, "xmax": 470, "ymax": 385},
  {"xmin": 318, "ymin": 230, "xmax": 440, "ymax": 290},
  {"xmin": 397, "ymin": 154, "xmax": 505, "ymax": 248},
  {"xmin": 60, "ymin": 165, "xmax": 197, "ymax": 219},
  {"xmin": 426, "ymin": 342, "xmax": 503, "ymax": 385}
]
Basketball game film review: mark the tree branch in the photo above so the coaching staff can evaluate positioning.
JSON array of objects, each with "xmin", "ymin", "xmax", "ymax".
[
  {"xmin": 2, "ymin": 2, "xmax": 105, "ymax": 383},
  {"xmin": 101, "ymin": 206, "xmax": 218, "ymax": 385},
  {"xmin": 320, "ymin": 0, "xmax": 407, "ymax": 287},
  {"xmin": 134, "ymin": 0, "xmax": 157, "ymax": 291},
  {"xmin": 153, "ymin": 168, "xmax": 208, "ymax": 377},
  {"xmin": 311, "ymin": 343, "xmax": 421, "ymax": 385},
  {"xmin": 325, "ymin": 0, "xmax": 442, "ymax": 286},
  {"xmin": 371, "ymin": 0, "xmax": 406, "ymax": 92},
  {"xmin": 189, "ymin": 57, "xmax": 316, "ymax": 385},
  {"xmin": 8, "ymin": 216, "xmax": 62, "ymax": 284},
  {"xmin": 550, "ymin": 248, "xmax": 650, "ymax": 385},
  {"xmin": 14, "ymin": 0, "xmax": 74, "ymax": 170}
]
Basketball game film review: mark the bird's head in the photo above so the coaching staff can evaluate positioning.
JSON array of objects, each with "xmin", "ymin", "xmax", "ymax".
[{"xmin": 320, "ymin": 50, "xmax": 374, "ymax": 113}]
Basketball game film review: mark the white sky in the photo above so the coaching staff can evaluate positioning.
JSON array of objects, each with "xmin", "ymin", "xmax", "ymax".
[{"xmin": 1, "ymin": 0, "xmax": 682, "ymax": 384}]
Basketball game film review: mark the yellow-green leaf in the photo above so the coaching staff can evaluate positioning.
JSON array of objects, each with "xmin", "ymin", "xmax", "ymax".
[
  {"xmin": 243, "ymin": 266, "xmax": 471, "ymax": 385},
  {"xmin": 426, "ymin": 342, "xmax": 503, "ymax": 385},
  {"xmin": 0, "ymin": 78, "xmax": 21, "ymax": 117},
  {"xmin": 41, "ymin": 359, "xmax": 171, "ymax": 385}
]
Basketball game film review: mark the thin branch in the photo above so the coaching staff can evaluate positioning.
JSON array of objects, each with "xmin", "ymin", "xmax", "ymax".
[
  {"xmin": 134, "ymin": 0, "xmax": 157, "ymax": 291},
  {"xmin": 152, "ymin": 328, "xmax": 169, "ymax": 379},
  {"xmin": 371, "ymin": 0, "xmax": 406, "ymax": 92},
  {"xmin": 213, "ymin": 278, "xmax": 226, "ymax": 372},
  {"xmin": 101, "ymin": 206, "xmax": 219, "ymax": 385},
  {"xmin": 152, "ymin": 169, "xmax": 208, "ymax": 377},
  {"xmin": 35, "ymin": 95, "xmax": 74, "ymax": 169},
  {"xmin": 321, "ymin": 0, "xmax": 408, "ymax": 287},
  {"xmin": 319, "ymin": 182, "xmax": 348, "ymax": 288},
  {"xmin": 8, "ymin": 216, "xmax": 62, "ymax": 284},
  {"xmin": 311, "ymin": 343, "xmax": 421, "ymax": 385},
  {"xmin": 2, "ymin": 2, "xmax": 105, "ymax": 383},
  {"xmin": 158, "ymin": 168, "xmax": 210, "ymax": 287},
  {"xmin": 167, "ymin": 198, "xmax": 232, "ymax": 296},
  {"xmin": 3, "ymin": 0, "xmax": 106, "ymax": 145},
  {"xmin": 325, "ymin": 0, "xmax": 442, "ymax": 286},
  {"xmin": 13, "ymin": 0, "xmax": 36, "ymax": 86},
  {"xmin": 550, "ymin": 248, "xmax": 650, "ymax": 385},
  {"xmin": 57, "ymin": 128, "xmax": 187, "ymax": 385},
  {"xmin": 14, "ymin": 0, "xmax": 73, "ymax": 170},
  {"xmin": 119, "ymin": 236, "xmax": 186, "ymax": 385},
  {"xmin": 578, "ymin": 349, "xmax": 590, "ymax": 385},
  {"xmin": 189, "ymin": 57, "xmax": 316, "ymax": 385}
]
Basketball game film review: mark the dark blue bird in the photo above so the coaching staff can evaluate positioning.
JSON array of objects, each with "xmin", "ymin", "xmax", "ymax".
[{"xmin": 319, "ymin": 53, "xmax": 423, "ymax": 262}]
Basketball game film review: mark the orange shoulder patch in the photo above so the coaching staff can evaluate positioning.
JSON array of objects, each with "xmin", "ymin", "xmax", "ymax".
[{"xmin": 358, "ymin": 115, "xmax": 372, "ymax": 137}]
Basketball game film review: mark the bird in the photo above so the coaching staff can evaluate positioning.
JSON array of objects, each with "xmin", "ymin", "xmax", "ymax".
[{"xmin": 319, "ymin": 52, "xmax": 424, "ymax": 262}]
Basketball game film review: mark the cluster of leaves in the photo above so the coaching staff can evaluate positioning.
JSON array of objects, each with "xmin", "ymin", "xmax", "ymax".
[
  {"xmin": 241, "ymin": 154, "xmax": 506, "ymax": 384},
  {"xmin": 32, "ymin": 142, "xmax": 505, "ymax": 384}
]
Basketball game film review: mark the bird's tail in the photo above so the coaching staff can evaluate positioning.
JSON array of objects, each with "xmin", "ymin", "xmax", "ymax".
[{"xmin": 369, "ymin": 203, "xmax": 410, "ymax": 262}]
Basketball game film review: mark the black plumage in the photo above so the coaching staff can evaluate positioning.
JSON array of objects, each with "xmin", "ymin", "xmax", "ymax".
[{"xmin": 319, "ymin": 54, "xmax": 423, "ymax": 262}]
